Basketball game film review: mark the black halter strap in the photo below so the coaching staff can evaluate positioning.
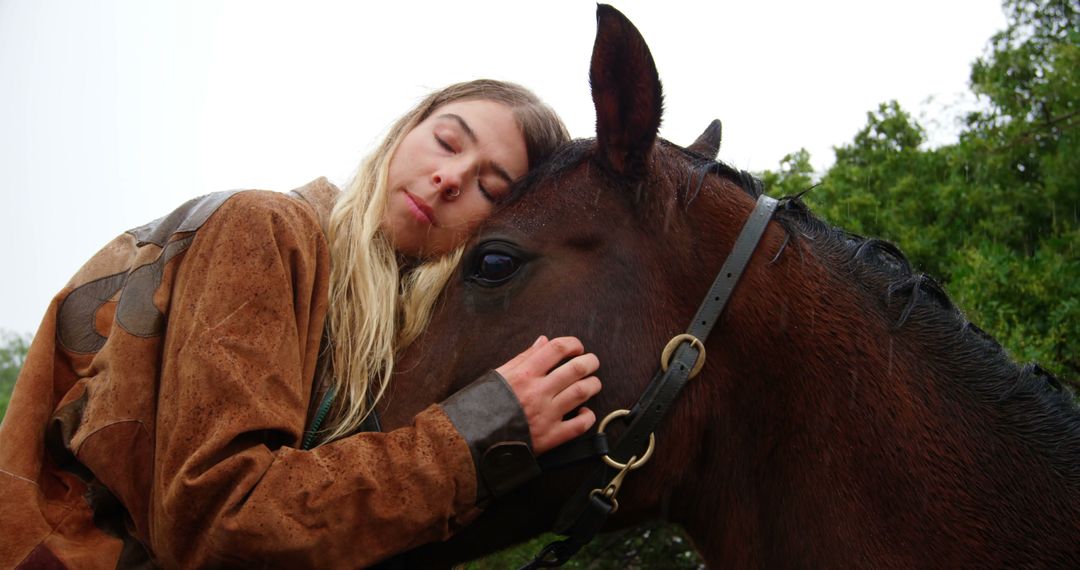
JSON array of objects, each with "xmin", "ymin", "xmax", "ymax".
[{"xmin": 522, "ymin": 190, "xmax": 779, "ymax": 569}]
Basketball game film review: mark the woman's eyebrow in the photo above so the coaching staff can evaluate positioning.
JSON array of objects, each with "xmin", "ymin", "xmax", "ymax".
[
  {"xmin": 437, "ymin": 113, "xmax": 514, "ymax": 185},
  {"xmin": 436, "ymin": 113, "xmax": 477, "ymax": 142}
]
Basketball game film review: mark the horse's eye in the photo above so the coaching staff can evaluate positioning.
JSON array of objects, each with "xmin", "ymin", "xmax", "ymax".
[{"xmin": 472, "ymin": 252, "xmax": 520, "ymax": 286}]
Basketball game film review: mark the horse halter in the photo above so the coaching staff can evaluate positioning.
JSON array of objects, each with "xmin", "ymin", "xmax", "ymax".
[{"xmin": 523, "ymin": 189, "xmax": 780, "ymax": 569}]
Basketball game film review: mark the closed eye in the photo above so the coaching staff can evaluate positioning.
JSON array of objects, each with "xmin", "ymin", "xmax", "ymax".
[
  {"xmin": 435, "ymin": 135, "xmax": 454, "ymax": 152},
  {"xmin": 477, "ymin": 181, "xmax": 496, "ymax": 203}
]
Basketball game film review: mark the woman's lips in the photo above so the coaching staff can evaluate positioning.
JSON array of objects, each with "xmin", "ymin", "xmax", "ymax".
[{"xmin": 404, "ymin": 191, "xmax": 438, "ymax": 226}]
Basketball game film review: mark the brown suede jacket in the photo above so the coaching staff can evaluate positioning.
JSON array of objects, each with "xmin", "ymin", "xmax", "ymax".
[{"xmin": 0, "ymin": 178, "xmax": 535, "ymax": 569}]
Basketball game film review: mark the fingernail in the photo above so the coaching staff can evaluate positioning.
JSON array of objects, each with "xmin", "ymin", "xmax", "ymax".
[{"xmin": 533, "ymin": 335, "xmax": 545, "ymax": 347}]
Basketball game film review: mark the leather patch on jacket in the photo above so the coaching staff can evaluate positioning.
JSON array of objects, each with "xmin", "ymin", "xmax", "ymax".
[
  {"xmin": 57, "ymin": 191, "xmax": 241, "ymax": 353},
  {"xmin": 57, "ymin": 273, "xmax": 127, "ymax": 354},
  {"xmin": 127, "ymin": 190, "xmax": 240, "ymax": 247},
  {"xmin": 114, "ymin": 235, "xmax": 192, "ymax": 338},
  {"xmin": 439, "ymin": 370, "xmax": 539, "ymax": 505}
]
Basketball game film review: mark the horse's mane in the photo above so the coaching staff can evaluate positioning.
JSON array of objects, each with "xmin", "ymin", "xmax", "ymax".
[
  {"xmin": 769, "ymin": 185, "xmax": 1080, "ymax": 477},
  {"xmin": 510, "ymin": 137, "xmax": 1080, "ymax": 481},
  {"xmin": 670, "ymin": 142, "xmax": 1080, "ymax": 483}
]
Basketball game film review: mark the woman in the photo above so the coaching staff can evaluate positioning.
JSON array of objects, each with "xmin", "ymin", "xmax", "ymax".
[{"xmin": 0, "ymin": 80, "xmax": 600, "ymax": 568}]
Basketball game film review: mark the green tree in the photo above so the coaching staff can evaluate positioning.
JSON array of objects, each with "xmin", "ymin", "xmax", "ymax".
[
  {"xmin": 768, "ymin": 0, "xmax": 1078, "ymax": 379},
  {"xmin": 0, "ymin": 330, "xmax": 32, "ymax": 422},
  {"xmin": 759, "ymin": 148, "xmax": 816, "ymax": 197},
  {"xmin": 955, "ymin": 0, "xmax": 1079, "ymax": 373},
  {"xmin": 810, "ymin": 101, "xmax": 957, "ymax": 279}
]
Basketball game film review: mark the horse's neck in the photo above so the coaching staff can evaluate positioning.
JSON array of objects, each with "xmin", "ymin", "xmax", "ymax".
[{"xmin": 678, "ymin": 248, "xmax": 1079, "ymax": 567}]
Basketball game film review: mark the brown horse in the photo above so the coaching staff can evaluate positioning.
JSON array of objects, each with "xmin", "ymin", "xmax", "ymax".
[{"xmin": 380, "ymin": 5, "xmax": 1080, "ymax": 567}]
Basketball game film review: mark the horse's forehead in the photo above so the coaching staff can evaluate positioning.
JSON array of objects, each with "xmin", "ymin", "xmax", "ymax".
[
  {"xmin": 489, "ymin": 143, "xmax": 693, "ymax": 239},
  {"xmin": 503, "ymin": 161, "xmax": 616, "ymax": 225}
]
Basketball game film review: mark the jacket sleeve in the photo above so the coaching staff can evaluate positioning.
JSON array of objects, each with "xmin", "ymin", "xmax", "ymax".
[{"xmin": 149, "ymin": 192, "xmax": 521, "ymax": 568}]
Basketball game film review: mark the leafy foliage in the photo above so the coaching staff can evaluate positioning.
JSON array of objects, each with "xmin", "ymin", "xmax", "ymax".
[
  {"xmin": 0, "ymin": 330, "xmax": 31, "ymax": 422},
  {"xmin": 798, "ymin": 0, "xmax": 1078, "ymax": 380},
  {"xmin": 759, "ymin": 147, "xmax": 815, "ymax": 197}
]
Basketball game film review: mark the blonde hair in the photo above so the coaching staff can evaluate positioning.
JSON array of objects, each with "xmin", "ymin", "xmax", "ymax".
[{"xmin": 318, "ymin": 80, "xmax": 569, "ymax": 443}]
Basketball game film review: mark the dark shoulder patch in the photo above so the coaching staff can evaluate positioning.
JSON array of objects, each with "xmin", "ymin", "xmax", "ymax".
[
  {"xmin": 127, "ymin": 190, "xmax": 241, "ymax": 246},
  {"xmin": 115, "ymin": 235, "xmax": 195, "ymax": 338},
  {"xmin": 57, "ymin": 272, "xmax": 128, "ymax": 354},
  {"xmin": 58, "ymin": 191, "xmax": 244, "ymax": 353}
]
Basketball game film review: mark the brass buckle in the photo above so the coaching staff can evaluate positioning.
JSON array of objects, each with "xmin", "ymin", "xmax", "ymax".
[{"xmin": 660, "ymin": 333, "xmax": 705, "ymax": 379}]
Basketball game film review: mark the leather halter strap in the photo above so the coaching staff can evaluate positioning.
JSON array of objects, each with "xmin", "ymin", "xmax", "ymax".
[{"xmin": 523, "ymin": 191, "xmax": 779, "ymax": 568}]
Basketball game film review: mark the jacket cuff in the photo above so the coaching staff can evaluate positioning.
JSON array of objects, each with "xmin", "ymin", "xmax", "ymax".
[{"xmin": 439, "ymin": 370, "xmax": 540, "ymax": 505}]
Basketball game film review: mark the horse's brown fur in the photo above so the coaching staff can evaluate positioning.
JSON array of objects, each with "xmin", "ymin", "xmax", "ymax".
[{"xmin": 381, "ymin": 5, "xmax": 1080, "ymax": 567}]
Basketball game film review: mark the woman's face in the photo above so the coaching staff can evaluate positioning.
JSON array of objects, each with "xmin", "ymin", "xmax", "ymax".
[{"xmin": 382, "ymin": 99, "xmax": 528, "ymax": 258}]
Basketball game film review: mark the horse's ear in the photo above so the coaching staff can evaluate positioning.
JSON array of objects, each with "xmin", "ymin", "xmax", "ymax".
[
  {"xmin": 687, "ymin": 119, "xmax": 722, "ymax": 159},
  {"xmin": 590, "ymin": 4, "xmax": 663, "ymax": 176}
]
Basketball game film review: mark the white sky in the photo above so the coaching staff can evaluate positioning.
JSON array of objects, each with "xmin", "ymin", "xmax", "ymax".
[{"xmin": 0, "ymin": 1, "xmax": 1007, "ymax": 334}]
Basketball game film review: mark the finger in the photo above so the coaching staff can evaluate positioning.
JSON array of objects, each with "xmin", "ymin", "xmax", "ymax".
[
  {"xmin": 496, "ymin": 335, "xmax": 548, "ymax": 375},
  {"xmin": 539, "ymin": 407, "xmax": 597, "ymax": 454},
  {"xmin": 520, "ymin": 336, "xmax": 585, "ymax": 377},
  {"xmin": 545, "ymin": 353, "xmax": 600, "ymax": 393},
  {"xmin": 551, "ymin": 376, "xmax": 602, "ymax": 416}
]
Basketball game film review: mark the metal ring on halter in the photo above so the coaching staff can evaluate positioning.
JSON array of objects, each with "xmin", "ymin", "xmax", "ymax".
[
  {"xmin": 597, "ymin": 409, "xmax": 655, "ymax": 470},
  {"xmin": 660, "ymin": 333, "xmax": 705, "ymax": 379}
]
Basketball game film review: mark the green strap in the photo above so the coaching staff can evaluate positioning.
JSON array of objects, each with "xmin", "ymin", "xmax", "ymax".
[{"xmin": 302, "ymin": 387, "xmax": 336, "ymax": 450}]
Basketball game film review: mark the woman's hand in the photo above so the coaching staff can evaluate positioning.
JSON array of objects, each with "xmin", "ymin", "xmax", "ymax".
[{"xmin": 496, "ymin": 336, "xmax": 602, "ymax": 455}]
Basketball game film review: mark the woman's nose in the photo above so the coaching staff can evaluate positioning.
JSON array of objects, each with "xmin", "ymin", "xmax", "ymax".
[{"xmin": 432, "ymin": 166, "xmax": 465, "ymax": 201}]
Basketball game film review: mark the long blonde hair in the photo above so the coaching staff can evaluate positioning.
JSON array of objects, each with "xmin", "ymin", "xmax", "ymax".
[{"xmin": 319, "ymin": 80, "xmax": 568, "ymax": 443}]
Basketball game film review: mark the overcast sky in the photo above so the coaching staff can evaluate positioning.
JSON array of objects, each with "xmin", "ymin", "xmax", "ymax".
[{"xmin": 1, "ymin": 1, "xmax": 1007, "ymax": 334}]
